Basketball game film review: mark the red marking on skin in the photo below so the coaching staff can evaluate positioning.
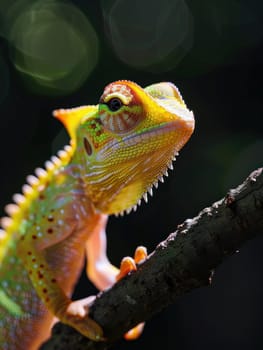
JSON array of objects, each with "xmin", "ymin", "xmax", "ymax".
[
  {"xmin": 51, "ymin": 278, "xmax": 56, "ymax": 283},
  {"xmin": 45, "ymin": 297, "xmax": 50, "ymax": 302},
  {"xmin": 38, "ymin": 272, "xmax": 44, "ymax": 279},
  {"xmin": 39, "ymin": 194, "xmax": 45, "ymax": 200},
  {"xmin": 47, "ymin": 217, "xmax": 54, "ymax": 222},
  {"xmin": 43, "ymin": 288, "xmax": 47, "ymax": 293},
  {"xmin": 40, "ymin": 264, "xmax": 44, "ymax": 268},
  {"xmin": 47, "ymin": 228, "xmax": 53, "ymax": 234},
  {"xmin": 84, "ymin": 137, "xmax": 92, "ymax": 156},
  {"xmin": 29, "ymin": 270, "xmax": 32, "ymax": 275},
  {"xmin": 32, "ymin": 235, "xmax": 37, "ymax": 239},
  {"xmin": 27, "ymin": 251, "xmax": 32, "ymax": 255}
]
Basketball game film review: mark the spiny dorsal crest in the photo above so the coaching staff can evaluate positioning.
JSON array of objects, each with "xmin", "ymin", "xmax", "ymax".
[{"xmin": 0, "ymin": 145, "xmax": 73, "ymax": 239}]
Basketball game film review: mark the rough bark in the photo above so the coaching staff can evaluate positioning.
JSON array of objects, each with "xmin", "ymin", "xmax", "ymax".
[{"xmin": 40, "ymin": 167, "xmax": 263, "ymax": 350}]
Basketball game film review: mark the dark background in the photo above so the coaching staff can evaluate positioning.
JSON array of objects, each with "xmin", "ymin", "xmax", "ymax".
[{"xmin": 0, "ymin": 0, "xmax": 262, "ymax": 349}]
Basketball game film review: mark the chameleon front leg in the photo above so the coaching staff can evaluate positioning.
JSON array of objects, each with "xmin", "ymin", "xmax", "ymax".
[
  {"xmin": 17, "ymin": 221, "xmax": 104, "ymax": 341},
  {"xmin": 86, "ymin": 217, "xmax": 147, "ymax": 340},
  {"xmin": 86, "ymin": 214, "xmax": 119, "ymax": 290}
]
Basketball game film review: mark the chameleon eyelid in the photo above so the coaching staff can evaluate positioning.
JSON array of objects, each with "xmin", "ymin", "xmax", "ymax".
[{"xmin": 102, "ymin": 92, "xmax": 130, "ymax": 105}]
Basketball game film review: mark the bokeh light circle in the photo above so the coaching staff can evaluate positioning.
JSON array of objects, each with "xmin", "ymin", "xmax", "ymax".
[
  {"xmin": 102, "ymin": 0, "xmax": 193, "ymax": 72},
  {"xmin": 8, "ymin": 0, "xmax": 99, "ymax": 95}
]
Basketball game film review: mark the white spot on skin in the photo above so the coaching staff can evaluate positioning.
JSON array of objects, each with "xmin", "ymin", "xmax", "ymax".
[
  {"xmin": 2, "ymin": 280, "xmax": 8, "ymax": 288},
  {"xmin": 37, "ymin": 232, "xmax": 43, "ymax": 237},
  {"xmin": 33, "ymin": 264, "xmax": 38, "ymax": 269},
  {"xmin": 9, "ymin": 257, "xmax": 16, "ymax": 264},
  {"xmin": 58, "ymin": 220, "xmax": 64, "ymax": 226}
]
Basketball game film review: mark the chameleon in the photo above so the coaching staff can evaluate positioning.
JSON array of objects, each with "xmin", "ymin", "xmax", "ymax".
[{"xmin": 0, "ymin": 80, "xmax": 195, "ymax": 349}]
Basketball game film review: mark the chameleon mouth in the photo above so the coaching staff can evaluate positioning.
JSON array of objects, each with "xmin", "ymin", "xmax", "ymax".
[
  {"xmin": 127, "ymin": 118, "xmax": 194, "ymax": 149},
  {"xmin": 123, "ymin": 121, "xmax": 185, "ymax": 146}
]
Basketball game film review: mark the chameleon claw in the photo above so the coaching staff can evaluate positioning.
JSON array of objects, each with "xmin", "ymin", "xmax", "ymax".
[
  {"xmin": 115, "ymin": 246, "xmax": 148, "ymax": 341},
  {"xmin": 63, "ymin": 298, "xmax": 105, "ymax": 342},
  {"xmin": 124, "ymin": 322, "xmax": 145, "ymax": 340},
  {"xmin": 134, "ymin": 246, "xmax": 147, "ymax": 264},
  {"xmin": 116, "ymin": 257, "xmax": 137, "ymax": 281},
  {"xmin": 116, "ymin": 246, "xmax": 148, "ymax": 281}
]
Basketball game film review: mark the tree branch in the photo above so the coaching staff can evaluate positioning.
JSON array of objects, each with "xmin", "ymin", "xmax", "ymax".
[{"xmin": 40, "ymin": 167, "xmax": 263, "ymax": 350}]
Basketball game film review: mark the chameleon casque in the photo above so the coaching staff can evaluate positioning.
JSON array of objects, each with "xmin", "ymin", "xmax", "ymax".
[{"xmin": 0, "ymin": 80, "xmax": 195, "ymax": 349}]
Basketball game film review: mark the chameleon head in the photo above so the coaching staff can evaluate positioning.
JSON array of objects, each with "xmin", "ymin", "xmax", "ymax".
[{"xmin": 56, "ymin": 80, "xmax": 195, "ymax": 215}]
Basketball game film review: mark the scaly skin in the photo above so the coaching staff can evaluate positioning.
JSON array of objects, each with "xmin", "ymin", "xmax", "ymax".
[{"xmin": 0, "ymin": 81, "xmax": 195, "ymax": 349}]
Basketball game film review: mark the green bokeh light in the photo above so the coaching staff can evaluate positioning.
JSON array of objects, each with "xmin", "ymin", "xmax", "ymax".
[
  {"xmin": 101, "ymin": 0, "xmax": 193, "ymax": 72},
  {"xmin": 8, "ymin": 0, "xmax": 99, "ymax": 95},
  {"xmin": 0, "ymin": 0, "xmax": 33, "ymax": 38}
]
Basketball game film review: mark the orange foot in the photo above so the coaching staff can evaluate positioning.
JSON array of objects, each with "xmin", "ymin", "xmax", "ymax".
[{"xmin": 116, "ymin": 246, "xmax": 147, "ymax": 340}]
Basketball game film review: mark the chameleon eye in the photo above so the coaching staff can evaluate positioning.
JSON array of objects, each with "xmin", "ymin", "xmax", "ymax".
[
  {"xmin": 107, "ymin": 97, "xmax": 123, "ymax": 112},
  {"xmin": 98, "ymin": 83, "xmax": 142, "ymax": 133}
]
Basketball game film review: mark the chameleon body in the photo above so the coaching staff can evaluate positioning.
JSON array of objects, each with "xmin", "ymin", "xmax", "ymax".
[{"xmin": 0, "ymin": 81, "xmax": 194, "ymax": 349}]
